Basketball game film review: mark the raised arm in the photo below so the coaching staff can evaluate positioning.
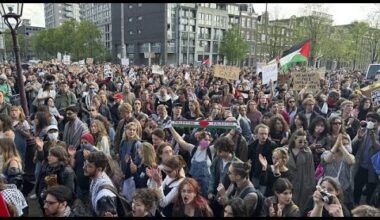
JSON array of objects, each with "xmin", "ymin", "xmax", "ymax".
[{"xmin": 168, "ymin": 126, "xmax": 192, "ymax": 153}]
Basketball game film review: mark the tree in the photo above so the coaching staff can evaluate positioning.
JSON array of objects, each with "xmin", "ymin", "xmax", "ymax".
[
  {"xmin": 3, "ymin": 29, "xmax": 27, "ymax": 61},
  {"xmin": 293, "ymin": 4, "xmax": 333, "ymax": 67},
  {"xmin": 348, "ymin": 21, "xmax": 369, "ymax": 70},
  {"xmin": 30, "ymin": 19, "xmax": 110, "ymax": 62},
  {"xmin": 220, "ymin": 24, "xmax": 249, "ymax": 66}
]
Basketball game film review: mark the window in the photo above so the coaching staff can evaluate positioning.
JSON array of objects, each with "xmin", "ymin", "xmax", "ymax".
[
  {"xmin": 129, "ymin": 4, "xmax": 133, "ymax": 9},
  {"xmin": 129, "ymin": 31, "xmax": 133, "ymax": 35},
  {"xmin": 138, "ymin": 16, "xmax": 142, "ymax": 20},
  {"xmin": 128, "ymin": 17, "xmax": 133, "ymax": 22}
]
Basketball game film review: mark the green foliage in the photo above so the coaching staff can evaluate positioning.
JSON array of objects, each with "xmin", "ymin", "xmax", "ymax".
[
  {"xmin": 220, "ymin": 24, "xmax": 248, "ymax": 66},
  {"xmin": 30, "ymin": 19, "xmax": 110, "ymax": 62}
]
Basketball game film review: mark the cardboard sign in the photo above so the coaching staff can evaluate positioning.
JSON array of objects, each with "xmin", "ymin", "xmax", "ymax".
[
  {"xmin": 292, "ymin": 71, "xmax": 320, "ymax": 93},
  {"xmin": 63, "ymin": 55, "xmax": 71, "ymax": 65},
  {"xmin": 79, "ymin": 60, "xmax": 85, "ymax": 65},
  {"xmin": 68, "ymin": 65, "xmax": 81, "ymax": 74},
  {"xmin": 152, "ymin": 65, "xmax": 164, "ymax": 75},
  {"xmin": 86, "ymin": 58, "xmax": 93, "ymax": 65},
  {"xmin": 371, "ymin": 88, "xmax": 380, "ymax": 106},
  {"xmin": 213, "ymin": 65, "xmax": 240, "ymax": 80},
  {"xmin": 262, "ymin": 63, "xmax": 278, "ymax": 85},
  {"xmin": 362, "ymin": 82, "xmax": 380, "ymax": 98}
]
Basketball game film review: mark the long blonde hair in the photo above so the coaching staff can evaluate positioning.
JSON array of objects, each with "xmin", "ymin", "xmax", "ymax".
[
  {"xmin": 0, "ymin": 138, "xmax": 22, "ymax": 171},
  {"xmin": 140, "ymin": 142, "xmax": 156, "ymax": 167},
  {"xmin": 123, "ymin": 121, "xmax": 141, "ymax": 141},
  {"xmin": 91, "ymin": 120, "xmax": 109, "ymax": 146}
]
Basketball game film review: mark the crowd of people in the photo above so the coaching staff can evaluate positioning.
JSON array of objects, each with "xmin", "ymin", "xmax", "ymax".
[{"xmin": 0, "ymin": 61, "xmax": 379, "ymax": 217}]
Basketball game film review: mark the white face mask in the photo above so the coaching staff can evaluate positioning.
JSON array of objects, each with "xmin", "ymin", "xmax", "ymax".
[{"xmin": 48, "ymin": 132, "xmax": 59, "ymax": 141}]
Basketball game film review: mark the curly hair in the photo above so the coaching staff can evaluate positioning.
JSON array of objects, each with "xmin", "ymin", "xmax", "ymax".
[{"xmin": 133, "ymin": 188, "xmax": 160, "ymax": 212}]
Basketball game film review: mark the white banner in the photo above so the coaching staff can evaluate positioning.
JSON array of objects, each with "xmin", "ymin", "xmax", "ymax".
[
  {"xmin": 63, "ymin": 55, "xmax": 71, "ymax": 65},
  {"xmin": 152, "ymin": 65, "xmax": 164, "ymax": 75},
  {"xmin": 57, "ymin": 52, "xmax": 62, "ymax": 61},
  {"xmin": 121, "ymin": 58, "xmax": 129, "ymax": 66},
  {"xmin": 256, "ymin": 62, "xmax": 263, "ymax": 73},
  {"xmin": 262, "ymin": 63, "xmax": 278, "ymax": 85}
]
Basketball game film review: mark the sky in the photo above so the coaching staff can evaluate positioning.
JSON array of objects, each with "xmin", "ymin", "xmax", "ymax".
[{"xmin": 14, "ymin": 3, "xmax": 380, "ymax": 27}]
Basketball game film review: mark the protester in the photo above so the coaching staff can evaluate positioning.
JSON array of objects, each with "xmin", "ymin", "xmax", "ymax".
[{"xmin": 0, "ymin": 59, "xmax": 379, "ymax": 217}]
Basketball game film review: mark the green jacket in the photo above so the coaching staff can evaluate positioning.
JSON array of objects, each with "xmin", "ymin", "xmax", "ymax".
[
  {"xmin": 0, "ymin": 83, "xmax": 12, "ymax": 103},
  {"xmin": 55, "ymin": 91, "xmax": 78, "ymax": 110}
]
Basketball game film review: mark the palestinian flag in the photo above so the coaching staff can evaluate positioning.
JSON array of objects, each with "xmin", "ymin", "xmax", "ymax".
[{"xmin": 269, "ymin": 40, "xmax": 310, "ymax": 71}]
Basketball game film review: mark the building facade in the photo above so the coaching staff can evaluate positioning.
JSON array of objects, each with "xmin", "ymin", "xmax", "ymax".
[
  {"xmin": 44, "ymin": 3, "xmax": 80, "ymax": 28},
  {"xmin": 112, "ymin": 3, "xmax": 261, "ymax": 66},
  {"xmin": 19, "ymin": 19, "xmax": 45, "ymax": 61},
  {"xmin": 79, "ymin": 3, "xmax": 112, "ymax": 51}
]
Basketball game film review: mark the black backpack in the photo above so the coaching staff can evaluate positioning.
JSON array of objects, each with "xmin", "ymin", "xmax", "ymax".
[
  {"xmin": 97, "ymin": 184, "xmax": 131, "ymax": 217},
  {"xmin": 239, "ymin": 185, "xmax": 266, "ymax": 217}
]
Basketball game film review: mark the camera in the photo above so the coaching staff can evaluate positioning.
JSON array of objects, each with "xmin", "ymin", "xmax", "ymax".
[
  {"xmin": 361, "ymin": 121, "xmax": 375, "ymax": 129},
  {"xmin": 320, "ymin": 191, "xmax": 333, "ymax": 204},
  {"xmin": 367, "ymin": 121, "xmax": 375, "ymax": 130}
]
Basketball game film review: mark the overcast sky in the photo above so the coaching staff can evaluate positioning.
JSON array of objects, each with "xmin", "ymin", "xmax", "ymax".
[{"xmin": 17, "ymin": 3, "xmax": 379, "ymax": 27}]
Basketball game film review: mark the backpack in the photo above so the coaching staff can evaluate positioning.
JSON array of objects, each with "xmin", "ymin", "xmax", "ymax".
[
  {"xmin": 239, "ymin": 185, "xmax": 266, "ymax": 217},
  {"xmin": 97, "ymin": 184, "xmax": 131, "ymax": 217}
]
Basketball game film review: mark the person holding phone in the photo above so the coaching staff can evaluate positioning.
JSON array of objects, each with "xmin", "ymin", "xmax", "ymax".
[
  {"xmin": 352, "ymin": 112, "xmax": 380, "ymax": 206},
  {"xmin": 264, "ymin": 178, "xmax": 300, "ymax": 217},
  {"xmin": 305, "ymin": 176, "xmax": 350, "ymax": 217},
  {"xmin": 307, "ymin": 116, "xmax": 332, "ymax": 168}
]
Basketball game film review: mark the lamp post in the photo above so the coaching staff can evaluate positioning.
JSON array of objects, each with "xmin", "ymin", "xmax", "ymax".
[{"xmin": 0, "ymin": 3, "xmax": 28, "ymax": 116}]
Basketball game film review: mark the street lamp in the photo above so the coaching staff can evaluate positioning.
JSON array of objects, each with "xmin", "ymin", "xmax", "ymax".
[{"xmin": 0, "ymin": 3, "xmax": 29, "ymax": 116}]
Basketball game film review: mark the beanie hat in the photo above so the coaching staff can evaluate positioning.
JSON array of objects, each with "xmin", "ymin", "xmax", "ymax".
[{"xmin": 81, "ymin": 133, "xmax": 95, "ymax": 145}]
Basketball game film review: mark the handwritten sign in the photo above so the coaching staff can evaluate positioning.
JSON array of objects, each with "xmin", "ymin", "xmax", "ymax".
[
  {"xmin": 213, "ymin": 65, "xmax": 240, "ymax": 80},
  {"xmin": 292, "ymin": 71, "xmax": 320, "ymax": 93},
  {"xmin": 152, "ymin": 65, "xmax": 164, "ymax": 75},
  {"xmin": 371, "ymin": 89, "xmax": 380, "ymax": 107},
  {"xmin": 68, "ymin": 65, "xmax": 81, "ymax": 74},
  {"xmin": 262, "ymin": 63, "xmax": 278, "ymax": 85},
  {"xmin": 86, "ymin": 58, "xmax": 93, "ymax": 65},
  {"xmin": 63, "ymin": 55, "xmax": 71, "ymax": 65}
]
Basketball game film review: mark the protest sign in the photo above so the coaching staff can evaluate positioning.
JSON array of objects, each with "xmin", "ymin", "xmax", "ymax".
[
  {"xmin": 68, "ymin": 65, "xmax": 81, "ymax": 74},
  {"xmin": 213, "ymin": 65, "xmax": 240, "ymax": 80},
  {"xmin": 261, "ymin": 63, "xmax": 278, "ymax": 85},
  {"xmin": 362, "ymin": 82, "xmax": 380, "ymax": 98},
  {"xmin": 292, "ymin": 71, "xmax": 320, "ymax": 94},
  {"xmin": 78, "ymin": 60, "xmax": 85, "ymax": 65},
  {"xmin": 121, "ymin": 58, "xmax": 129, "ymax": 66},
  {"xmin": 152, "ymin": 65, "xmax": 164, "ymax": 75},
  {"xmin": 37, "ymin": 63, "xmax": 43, "ymax": 69},
  {"xmin": 63, "ymin": 55, "xmax": 71, "ymax": 65},
  {"xmin": 57, "ymin": 52, "xmax": 62, "ymax": 61},
  {"xmin": 86, "ymin": 58, "xmax": 93, "ymax": 65},
  {"xmin": 371, "ymin": 88, "xmax": 380, "ymax": 107}
]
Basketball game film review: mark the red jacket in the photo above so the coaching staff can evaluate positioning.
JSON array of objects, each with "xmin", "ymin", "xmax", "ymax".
[{"xmin": 0, "ymin": 192, "xmax": 11, "ymax": 217}]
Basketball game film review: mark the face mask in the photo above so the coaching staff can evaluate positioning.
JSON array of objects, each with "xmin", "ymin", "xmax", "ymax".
[
  {"xmin": 48, "ymin": 132, "xmax": 59, "ymax": 141},
  {"xmin": 199, "ymin": 139, "xmax": 210, "ymax": 150}
]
